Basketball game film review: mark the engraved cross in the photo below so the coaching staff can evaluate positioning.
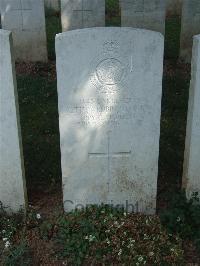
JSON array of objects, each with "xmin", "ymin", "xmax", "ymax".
[
  {"xmin": 73, "ymin": 0, "xmax": 92, "ymax": 27},
  {"xmin": 88, "ymin": 131, "xmax": 131, "ymax": 193}
]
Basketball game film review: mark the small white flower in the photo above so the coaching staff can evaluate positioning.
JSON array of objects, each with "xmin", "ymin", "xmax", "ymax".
[
  {"xmin": 85, "ymin": 236, "xmax": 89, "ymax": 240},
  {"xmin": 106, "ymin": 238, "xmax": 110, "ymax": 245},
  {"xmin": 118, "ymin": 249, "xmax": 122, "ymax": 256},
  {"xmin": 101, "ymin": 210, "xmax": 105, "ymax": 214},
  {"xmin": 36, "ymin": 213, "xmax": 41, "ymax": 219},
  {"xmin": 105, "ymin": 229, "xmax": 110, "ymax": 233},
  {"xmin": 2, "ymin": 238, "xmax": 8, "ymax": 242},
  {"xmin": 123, "ymin": 212, "xmax": 127, "ymax": 217},
  {"xmin": 176, "ymin": 216, "xmax": 181, "ymax": 222},
  {"xmin": 2, "ymin": 230, "xmax": 6, "ymax": 234},
  {"xmin": 88, "ymin": 235, "xmax": 96, "ymax": 242},
  {"xmin": 138, "ymin": 256, "xmax": 144, "ymax": 262},
  {"xmin": 5, "ymin": 241, "xmax": 10, "ymax": 248}
]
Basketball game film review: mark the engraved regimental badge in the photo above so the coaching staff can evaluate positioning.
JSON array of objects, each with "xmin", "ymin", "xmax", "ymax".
[{"xmin": 89, "ymin": 40, "xmax": 130, "ymax": 93}]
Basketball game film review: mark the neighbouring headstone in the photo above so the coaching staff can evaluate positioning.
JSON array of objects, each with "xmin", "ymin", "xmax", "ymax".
[
  {"xmin": 56, "ymin": 28, "xmax": 164, "ymax": 214},
  {"xmin": 61, "ymin": 0, "xmax": 105, "ymax": 31},
  {"xmin": 180, "ymin": 0, "xmax": 200, "ymax": 63},
  {"xmin": 0, "ymin": 0, "xmax": 48, "ymax": 62},
  {"xmin": 45, "ymin": 0, "xmax": 60, "ymax": 11},
  {"xmin": 182, "ymin": 35, "xmax": 200, "ymax": 198},
  {"xmin": 120, "ymin": 0, "xmax": 166, "ymax": 35},
  {"xmin": 0, "ymin": 30, "xmax": 27, "ymax": 213},
  {"xmin": 167, "ymin": 0, "xmax": 182, "ymax": 16}
]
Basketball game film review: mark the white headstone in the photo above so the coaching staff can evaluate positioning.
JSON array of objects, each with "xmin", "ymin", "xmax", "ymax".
[
  {"xmin": 182, "ymin": 35, "xmax": 200, "ymax": 198},
  {"xmin": 45, "ymin": 0, "xmax": 60, "ymax": 11},
  {"xmin": 0, "ymin": 0, "xmax": 48, "ymax": 62},
  {"xmin": 120, "ymin": 0, "xmax": 166, "ymax": 35},
  {"xmin": 61, "ymin": 0, "xmax": 105, "ymax": 32},
  {"xmin": 0, "ymin": 30, "xmax": 27, "ymax": 213},
  {"xmin": 56, "ymin": 28, "xmax": 164, "ymax": 214},
  {"xmin": 180, "ymin": 0, "xmax": 200, "ymax": 63}
]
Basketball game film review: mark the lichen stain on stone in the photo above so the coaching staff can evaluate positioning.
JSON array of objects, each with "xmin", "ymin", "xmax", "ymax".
[{"xmin": 115, "ymin": 168, "xmax": 144, "ymax": 195}]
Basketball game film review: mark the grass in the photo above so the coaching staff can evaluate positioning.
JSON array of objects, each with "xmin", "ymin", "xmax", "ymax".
[
  {"xmin": 45, "ymin": 9, "xmax": 61, "ymax": 60},
  {"xmin": 17, "ymin": 73, "xmax": 61, "ymax": 189},
  {"xmin": 164, "ymin": 16, "xmax": 181, "ymax": 60},
  {"xmin": 158, "ymin": 68, "xmax": 190, "ymax": 200},
  {"xmin": 106, "ymin": 0, "xmax": 121, "ymax": 26}
]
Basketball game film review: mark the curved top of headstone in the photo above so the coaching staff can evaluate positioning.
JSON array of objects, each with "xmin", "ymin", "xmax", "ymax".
[
  {"xmin": 194, "ymin": 34, "xmax": 200, "ymax": 40},
  {"xmin": 0, "ymin": 28, "xmax": 11, "ymax": 36},
  {"xmin": 56, "ymin": 27, "xmax": 164, "ymax": 41}
]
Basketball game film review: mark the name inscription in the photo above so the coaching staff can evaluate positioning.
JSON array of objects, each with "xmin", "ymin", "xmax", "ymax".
[{"xmin": 62, "ymin": 97, "xmax": 133, "ymax": 127}]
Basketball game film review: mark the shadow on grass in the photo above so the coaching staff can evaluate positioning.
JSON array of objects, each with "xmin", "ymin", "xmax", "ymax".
[{"xmin": 17, "ymin": 75, "xmax": 61, "ymax": 190}]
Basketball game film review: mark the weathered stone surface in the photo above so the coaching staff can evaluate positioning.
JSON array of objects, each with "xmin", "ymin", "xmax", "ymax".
[
  {"xmin": 61, "ymin": 0, "xmax": 105, "ymax": 31},
  {"xmin": 56, "ymin": 28, "xmax": 164, "ymax": 214},
  {"xmin": 183, "ymin": 35, "xmax": 200, "ymax": 198},
  {"xmin": 45, "ymin": 0, "xmax": 60, "ymax": 11},
  {"xmin": 0, "ymin": 30, "xmax": 27, "ymax": 213},
  {"xmin": 120, "ymin": 0, "xmax": 166, "ymax": 34},
  {"xmin": 180, "ymin": 0, "xmax": 200, "ymax": 63},
  {"xmin": 0, "ymin": 0, "xmax": 47, "ymax": 62},
  {"xmin": 166, "ymin": 0, "xmax": 182, "ymax": 16}
]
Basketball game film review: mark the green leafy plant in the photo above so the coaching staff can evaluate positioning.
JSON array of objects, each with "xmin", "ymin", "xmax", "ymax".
[
  {"xmin": 39, "ymin": 220, "xmax": 54, "ymax": 240},
  {"xmin": 160, "ymin": 191, "xmax": 200, "ymax": 252},
  {"xmin": 0, "ymin": 203, "xmax": 32, "ymax": 266},
  {"xmin": 0, "ymin": 203, "xmax": 23, "ymax": 250},
  {"xmin": 55, "ymin": 205, "xmax": 184, "ymax": 265},
  {"xmin": 2, "ymin": 241, "xmax": 31, "ymax": 266}
]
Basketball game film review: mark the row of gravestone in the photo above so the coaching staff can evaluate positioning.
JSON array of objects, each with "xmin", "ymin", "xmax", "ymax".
[
  {"xmin": 0, "ymin": 27, "xmax": 199, "ymax": 214},
  {"xmin": 45, "ymin": 0, "xmax": 183, "ymax": 16},
  {"xmin": 0, "ymin": 0, "xmax": 199, "ymax": 63}
]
